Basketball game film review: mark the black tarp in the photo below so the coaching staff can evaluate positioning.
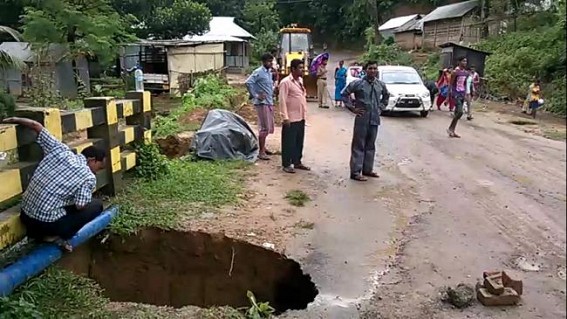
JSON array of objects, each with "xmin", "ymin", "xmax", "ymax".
[{"xmin": 191, "ymin": 109, "xmax": 259, "ymax": 162}]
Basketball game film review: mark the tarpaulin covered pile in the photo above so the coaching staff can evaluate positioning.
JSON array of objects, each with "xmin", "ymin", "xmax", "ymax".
[{"xmin": 191, "ymin": 109, "xmax": 259, "ymax": 162}]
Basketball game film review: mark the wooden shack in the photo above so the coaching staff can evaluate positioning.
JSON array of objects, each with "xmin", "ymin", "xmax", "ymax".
[
  {"xmin": 438, "ymin": 42, "xmax": 491, "ymax": 76},
  {"xmin": 422, "ymin": 0, "xmax": 481, "ymax": 49},
  {"xmin": 394, "ymin": 19, "xmax": 424, "ymax": 50}
]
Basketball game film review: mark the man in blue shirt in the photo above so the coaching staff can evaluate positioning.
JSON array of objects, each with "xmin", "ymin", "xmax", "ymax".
[
  {"xmin": 246, "ymin": 53, "xmax": 275, "ymax": 160},
  {"xmin": 3, "ymin": 117, "xmax": 107, "ymax": 252}
]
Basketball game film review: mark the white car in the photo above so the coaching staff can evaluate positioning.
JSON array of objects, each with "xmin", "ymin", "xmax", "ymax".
[{"xmin": 378, "ymin": 65, "xmax": 432, "ymax": 118}]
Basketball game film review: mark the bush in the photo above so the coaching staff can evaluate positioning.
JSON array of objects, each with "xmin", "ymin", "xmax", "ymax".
[
  {"xmin": 420, "ymin": 52, "xmax": 441, "ymax": 81},
  {"xmin": 0, "ymin": 91, "xmax": 16, "ymax": 121},
  {"xmin": 476, "ymin": 6, "xmax": 565, "ymax": 115},
  {"xmin": 135, "ymin": 143, "xmax": 170, "ymax": 180},
  {"xmin": 361, "ymin": 43, "xmax": 413, "ymax": 66},
  {"xmin": 191, "ymin": 74, "xmax": 237, "ymax": 108},
  {"xmin": 153, "ymin": 74, "xmax": 240, "ymax": 138},
  {"xmin": 0, "ymin": 297, "xmax": 42, "ymax": 319}
]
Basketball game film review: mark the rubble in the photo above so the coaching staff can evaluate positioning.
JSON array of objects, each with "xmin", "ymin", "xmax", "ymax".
[
  {"xmin": 443, "ymin": 283, "xmax": 475, "ymax": 308},
  {"xmin": 476, "ymin": 271, "xmax": 523, "ymax": 306}
]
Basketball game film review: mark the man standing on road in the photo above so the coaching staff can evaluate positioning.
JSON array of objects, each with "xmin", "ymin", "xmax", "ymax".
[
  {"xmin": 447, "ymin": 56, "xmax": 469, "ymax": 138},
  {"xmin": 341, "ymin": 61, "xmax": 389, "ymax": 182},
  {"xmin": 246, "ymin": 53, "xmax": 275, "ymax": 160},
  {"xmin": 2, "ymin": 117, "xmax": 106, "ymax": 252},
  {"xmin": 317, "ymin": 57, "xmax": 329, "ymax": 108},
  {"xmin": 278, "ymin": 59, "xmax": 311, "ymax": 174}
]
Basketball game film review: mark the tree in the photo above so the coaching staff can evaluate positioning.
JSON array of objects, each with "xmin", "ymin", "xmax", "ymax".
[
  {"xmin": 241, "ymin": 0, "xmax": 280, "ymax": 35},
  {"xmin": 146, "ymin": 0, "xmax": 211, "ymax": 39},
  {"xmin": 110, "ymin": 0, "xmax": 211, "ymax": 39},
  {"xmin": 21, "ymin": 0, "xmax": 136, "ymax": 66}
]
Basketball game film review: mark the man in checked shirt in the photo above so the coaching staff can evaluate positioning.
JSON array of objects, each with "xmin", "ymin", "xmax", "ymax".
[{"xmin": 3, "ymin": 117, "xmax": 106, "ymax": 252}]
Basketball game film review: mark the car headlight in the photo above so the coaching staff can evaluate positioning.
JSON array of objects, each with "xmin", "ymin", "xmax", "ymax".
[{"xmin": 421, "ymin": 92, "xmax": 430, "ymax": 98}]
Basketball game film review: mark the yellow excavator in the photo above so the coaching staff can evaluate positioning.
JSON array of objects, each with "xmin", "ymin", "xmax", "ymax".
[{"xmin": 276, "ymin": 24, "xmax": 317, "ymax": 99}]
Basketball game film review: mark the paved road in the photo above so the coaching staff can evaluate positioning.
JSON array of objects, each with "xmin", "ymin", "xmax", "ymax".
[{"xmin": 280, "ymin": 52, "xmax": 566, "ymax": 318}]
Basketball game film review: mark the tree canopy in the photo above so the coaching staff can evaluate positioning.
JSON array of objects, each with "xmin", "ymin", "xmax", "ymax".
[
  {"xmin": 110, "ymin": 0, "xmax": 212, "ymax": 39},
  {"xmin": 20, "ymin": 0, "xmax": 135, "ymax": 65}
]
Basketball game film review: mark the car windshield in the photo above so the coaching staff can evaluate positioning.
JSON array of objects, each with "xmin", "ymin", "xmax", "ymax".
[
  {"xmin": 280, "ymin": 33, "xmax": 310, "ymax": 53},
  {"xmin": 381, "ymin": 71, "xmax": 422, "ymax": 84}
]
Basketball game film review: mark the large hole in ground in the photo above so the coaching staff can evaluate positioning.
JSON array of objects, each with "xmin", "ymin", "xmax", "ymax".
[{"xmin": 58, "ymin": 228, "xmax": 318, "ymax": 313}]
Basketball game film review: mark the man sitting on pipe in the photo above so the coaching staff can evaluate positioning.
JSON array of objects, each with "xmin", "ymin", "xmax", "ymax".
[{"xmin": 3, "ymin": 117, "xmax": 106, "ymax": 252}]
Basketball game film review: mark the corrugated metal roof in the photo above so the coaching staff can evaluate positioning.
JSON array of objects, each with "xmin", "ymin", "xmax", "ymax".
[
  {"xmin": 0, "ymin": 42, "xmax": 67, "ymax": 62},
  {"xmin": 183, "ymin": 34, "xmax": 245, "ymax": 43},
  {"xmin": 0, "ymin": 42, "xmax": 34, "ymax": 62},
  {"xmin": 182, "ymin": 17, "xmax": 254, "ymax": 42},
  {"xmin": 379, "ymin": 14, "xmax": 420, "ymax": 31},
  {"xmin": 438, "ymin": 42, "xmax": 491, "ymax": 55},
  {"xmin": 395, "ymin": 18, "xmax": 424, "ymax": 33},
  {"xmin": 208, "ymin": 17, "xmax": 254, "ymax": 39},
  {"xmin": 423, "ymin": 0, "xmax": 479, "ymax": 23},
  {"xmin": 137, "ymin": 39, "xmax": 227, "ymax": 47}
]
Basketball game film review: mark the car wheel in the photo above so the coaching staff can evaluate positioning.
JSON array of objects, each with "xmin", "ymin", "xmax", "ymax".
[{"xmin": 420, "ymin": 111, "xmax": 429, "ymax": 118}]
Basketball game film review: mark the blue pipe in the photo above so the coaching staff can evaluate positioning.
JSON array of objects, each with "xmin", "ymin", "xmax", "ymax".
[{"xmin": 0, "ymin": 205, "xmax": 118, "ymax": 297}]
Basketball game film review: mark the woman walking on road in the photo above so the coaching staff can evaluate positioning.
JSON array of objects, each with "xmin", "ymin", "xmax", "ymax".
[
  {"xmin": 436, "ymin": 68, "xmax": 454, "ymax": 111},
  {"xmin": 334, "ymin": 60, "xmax": 347, "ymax": 107}
]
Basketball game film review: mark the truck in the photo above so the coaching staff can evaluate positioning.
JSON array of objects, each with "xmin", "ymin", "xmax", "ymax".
[{"xmin": 276, "ymin": 25, "xmax": 317, "ymax": 99}]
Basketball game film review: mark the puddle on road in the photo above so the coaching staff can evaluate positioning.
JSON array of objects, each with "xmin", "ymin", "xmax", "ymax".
[
  {"xmin": 59, "ymin": 228, "xmax": 318, "ymax": 313},
  {"xmin": 513, "ymin": 256, "xmax": 543, "ymax": 272}
]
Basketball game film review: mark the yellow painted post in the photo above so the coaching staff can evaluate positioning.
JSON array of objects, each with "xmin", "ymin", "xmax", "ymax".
[
  {"xmin": 14, "ymin": 107, "xmax": 63, "ymax": 170},
  {"xmin": 84, "ymin": 97, "xmax": 123, "ymax": 195},
  {"xmin": 125, "ymin": 91, "xmax": 152, "ymax": 144}
]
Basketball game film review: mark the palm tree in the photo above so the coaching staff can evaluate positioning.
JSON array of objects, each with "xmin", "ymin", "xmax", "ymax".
[{"xmin": 0, "ymin": 25, "xmax": 24, "ymax": 70}]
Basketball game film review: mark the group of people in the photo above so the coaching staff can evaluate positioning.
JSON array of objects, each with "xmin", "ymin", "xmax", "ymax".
[
  {"xmin": 427, "ymin": 56, "xmax": 479, "ymax": 138},
  {"xmin": 246, "ymin": 53, "xmax": 389, "ymax": 181}
]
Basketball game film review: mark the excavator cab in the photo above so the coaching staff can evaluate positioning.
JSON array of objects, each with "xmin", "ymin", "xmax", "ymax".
[{"xmin": 277, "ymin": 25, "xmax": 317, "ymax": 99}]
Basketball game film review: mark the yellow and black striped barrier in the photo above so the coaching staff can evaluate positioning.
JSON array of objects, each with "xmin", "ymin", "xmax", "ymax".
[{"xmin": 0, "ymin": 91, "xmax": 152, "ymax": 251}]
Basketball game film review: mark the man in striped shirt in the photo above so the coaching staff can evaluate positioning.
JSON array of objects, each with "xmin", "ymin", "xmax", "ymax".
[{"xmin": 3, "ymin": 117, "xmax": 106, "ymax": 252}]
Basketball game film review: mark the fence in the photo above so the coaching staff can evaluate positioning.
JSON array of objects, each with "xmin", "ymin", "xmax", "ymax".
[{"xmin": 0, "ymin": 91, "xmax": 152, "ymax": 251}]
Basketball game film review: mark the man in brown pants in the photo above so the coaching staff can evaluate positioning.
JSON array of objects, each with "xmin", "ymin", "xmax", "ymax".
[{"xmin": 317, "ymin": 57, "xmax": 329, "ymax": 108}]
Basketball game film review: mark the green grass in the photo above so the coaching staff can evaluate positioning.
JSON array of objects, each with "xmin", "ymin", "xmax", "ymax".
[
  {"xmin": 542, "ymin": 128, "xmax": 567, "ymax": 141},
  {"xmin": 285, "ymin": 190, "xmax": 310, "ymax": 207},
  {"xmin": 110, "ymin": 159, "xmax": 249, "ymax": 235},
  {"xmin": 2, "ymin": 268, "xmax": 109, "ymax": 319},
  {"xmin": 2, "ymin": 268, "xmax": 249, "ymax": 319},
  {"xmin": 153, "ymin": 74, "xmax": 243, "ymax": 138}
]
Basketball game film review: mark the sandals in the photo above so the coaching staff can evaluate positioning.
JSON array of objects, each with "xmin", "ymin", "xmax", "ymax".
[
  {"xmin": 43, "ymin": 236, "xmax": 73, "ymax": 252},
  {"xmin": 363, "ymin": 172, "xmax": 380, "ymax": 178},
  {"xmin": 283, "ymin": 166, "xmax": 296, "ymax": 174},
  {"xmin": 294, "ymin": 164, "xmax": 311, "ymax": 171},
  {"xmin": 447, "ymin": 129, "xmax": 461, "ymax": 138},
  {"xmin": 350, "ymin": 174, "xmax": 368, "ymax": 182}
]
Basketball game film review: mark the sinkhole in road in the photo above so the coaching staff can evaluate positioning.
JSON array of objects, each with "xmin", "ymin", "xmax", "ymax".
[{"xmin": 59, "ymin": 228, "xmax": 318, "ymax": 313}]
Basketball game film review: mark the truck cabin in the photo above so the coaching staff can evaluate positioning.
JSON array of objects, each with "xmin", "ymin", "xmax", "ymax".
[{"xmin": 277, "ymin": 27, "xmax": 313, "ymax": 73}]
